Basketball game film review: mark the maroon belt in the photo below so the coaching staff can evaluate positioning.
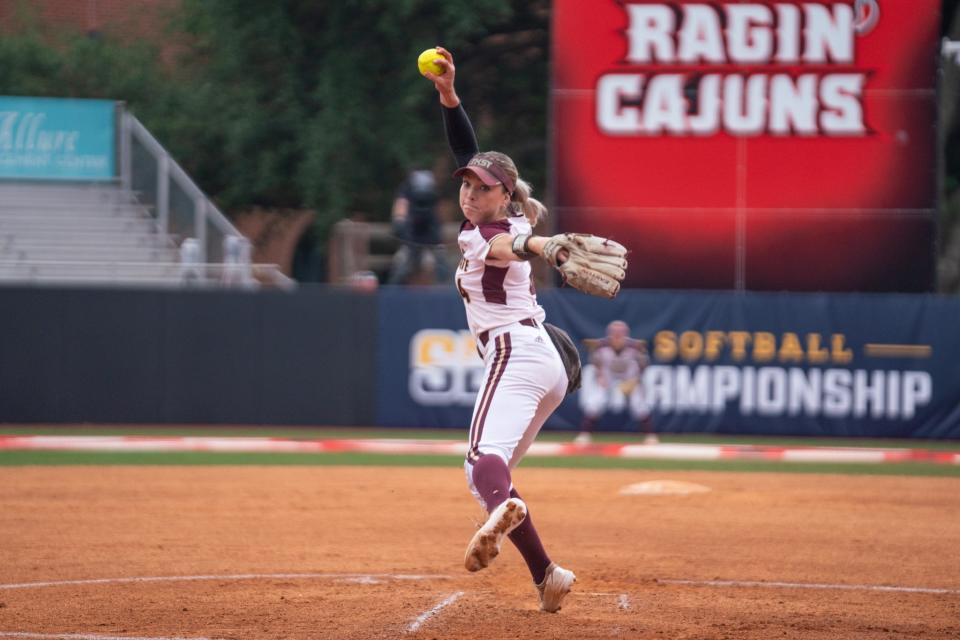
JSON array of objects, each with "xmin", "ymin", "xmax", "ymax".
[{"xmin": 478, "ymin": 318, "xmax": 538, "ymax": 348}]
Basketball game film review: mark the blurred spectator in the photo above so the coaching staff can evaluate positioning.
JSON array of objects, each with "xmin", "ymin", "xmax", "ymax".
[
  {"xmin": 221, "ymin": 235, "xmax": 256, "ymax": 289},
  {"xmin": 179, "ymin": 237, "xmax": 202, "ymax": 285},
  {"xmin": 388, "ymin": 169, "xmax": 449, "ymax": 285},
  {"xmin": 576, "ymin": 320, "xmax": 656, "ymax": 445}
]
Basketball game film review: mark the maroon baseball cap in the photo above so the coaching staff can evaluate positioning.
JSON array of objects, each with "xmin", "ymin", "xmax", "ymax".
[{"xmin": 453, "ymin": 156, "xmax": 515, "ymax": 194}]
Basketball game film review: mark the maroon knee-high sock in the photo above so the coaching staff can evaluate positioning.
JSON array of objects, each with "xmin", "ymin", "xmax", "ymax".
[
  {"xmin": 472, "ymin": 455, "xmax": 552, "ymax": 584},
  {"xmin": 471, "ymin": 454, "xmax": 513, "ymax": 511},
  {"xmin": 508, "ymin": 488, "xmax": 552, "ymax": 584}
]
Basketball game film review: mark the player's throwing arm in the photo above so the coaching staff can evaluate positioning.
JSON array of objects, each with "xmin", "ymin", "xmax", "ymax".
[{"xmin": 420, "ymin": 46, "xmax": 629, "ymax": 298}]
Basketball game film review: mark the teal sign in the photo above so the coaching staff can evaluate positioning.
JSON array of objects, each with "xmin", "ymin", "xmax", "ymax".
[{"xmin": 0, "ymin": 96, "xmax": 115, "ymax": 180}]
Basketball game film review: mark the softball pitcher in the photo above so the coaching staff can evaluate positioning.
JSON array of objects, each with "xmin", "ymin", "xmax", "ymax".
[{"xmin": 422, "ymin": 47, "xmax": 628, "ymax": 612}]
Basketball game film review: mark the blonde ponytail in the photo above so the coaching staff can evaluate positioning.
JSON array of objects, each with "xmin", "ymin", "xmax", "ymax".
[{"xmin": 511, "ymin": 177, "xmax": 547, "ymax": 227}]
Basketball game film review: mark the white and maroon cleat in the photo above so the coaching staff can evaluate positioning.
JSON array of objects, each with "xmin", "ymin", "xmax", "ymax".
[
  {"xmin": 464, "ymin": 498, "xmax": 527, "ymax": 572},
  {"xmin": 536, "ymin": 562, "xmax": 576, "ymax": 612}
]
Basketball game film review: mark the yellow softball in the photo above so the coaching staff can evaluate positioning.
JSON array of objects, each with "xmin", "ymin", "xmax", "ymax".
[{"xmin": 417, "ymin": 48, "xmax": 445, "ymax": 76}]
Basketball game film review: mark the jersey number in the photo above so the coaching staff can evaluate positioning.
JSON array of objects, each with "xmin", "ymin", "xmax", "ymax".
[{"xmin": 456, "ymin": 277, "xmax": 471, "ymax": 303}]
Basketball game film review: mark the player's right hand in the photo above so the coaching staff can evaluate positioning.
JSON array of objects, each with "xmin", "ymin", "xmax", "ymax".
[{"xmin": 424, "ymin": 46, "xmax": 459, "ymax": 106}]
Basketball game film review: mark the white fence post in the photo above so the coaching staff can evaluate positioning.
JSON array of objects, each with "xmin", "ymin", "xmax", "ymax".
[
  {"xmin": 120, "ymin": 110, "xmax": 132, "ymax": 193},
  {"xmin": 157, "ymin": 154, "xmax": 170, "ymax": 235},
  {"xmin": 194, "ymin": 196, "xmax": 207, "ymax": 265}
]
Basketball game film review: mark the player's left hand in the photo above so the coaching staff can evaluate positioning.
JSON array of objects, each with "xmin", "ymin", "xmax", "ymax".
[{"xmin": 542, "ymin": 233, "xmax": 627, "ymax": 298}]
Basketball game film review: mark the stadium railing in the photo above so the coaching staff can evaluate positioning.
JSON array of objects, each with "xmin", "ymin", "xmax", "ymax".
[{"xmin": 119, "ymin": 109, "xmax": 295, "ymax": 290}]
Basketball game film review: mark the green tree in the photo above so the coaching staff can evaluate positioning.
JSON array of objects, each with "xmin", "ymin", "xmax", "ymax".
[
  {"xmin": 0, "ymin": 24, "xmax": 172, "ymax": 119},
  {"xmin": 174, "ymin": 0, "xmax": 550, "ymax": 270},
  {"xmin": 0, "ymin": 0, "xmax": 552, "ymax": 280}
]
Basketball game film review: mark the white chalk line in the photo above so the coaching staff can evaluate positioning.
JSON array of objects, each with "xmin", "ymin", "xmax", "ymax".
[
  {"xmin": 660, "ymin": 579, "xmax": 960, "ymax": 595},
  {"xmin": 581, "ymin": 592, "xmax": 632, "ymax": 611},
  {"xmin": 0, "ymin": 572, "xmax": 451, "ymax": 591},
  {"xmin": 406, "ymin": 591, "xmax": 464, "ymax": 633},
  {"xmin": 0, "ymin": 633, "xmax": 216, "ymax": 640}
]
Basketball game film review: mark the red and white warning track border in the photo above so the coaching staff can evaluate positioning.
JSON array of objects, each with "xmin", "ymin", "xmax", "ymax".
[{"xmin": 0, "ymin": 435, "xmax": 958, "ymax": 465}]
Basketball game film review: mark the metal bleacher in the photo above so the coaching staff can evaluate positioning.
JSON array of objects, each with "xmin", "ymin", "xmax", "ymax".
[
  {"xmin": 0, "ymin": 181, "xmax": 183, "ymax": 286},
  {"xmin": 0, "ymin": 105, "xmax": 294, "ymax": 290}
]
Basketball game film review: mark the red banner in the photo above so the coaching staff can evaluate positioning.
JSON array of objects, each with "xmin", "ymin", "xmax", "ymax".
[{"xmin": 552, "ymin": 0, "xmax": 940, "ymax": 291}]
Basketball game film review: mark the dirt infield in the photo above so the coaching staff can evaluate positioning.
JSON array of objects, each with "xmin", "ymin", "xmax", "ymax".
[{"xmin": 1, "ymin": 466, "xmax": 958, "ymax": 639}]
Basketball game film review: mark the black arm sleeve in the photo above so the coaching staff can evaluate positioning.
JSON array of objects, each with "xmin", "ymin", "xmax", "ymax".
[{"xmin": 442, "ymin": 103, "xmax": 479, "ymax": 169}]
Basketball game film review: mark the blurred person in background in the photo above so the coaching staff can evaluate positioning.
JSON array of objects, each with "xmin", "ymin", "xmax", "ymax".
[
  {"xmin": 576, "ymin": 320, "xmax": 656, "ymax": 445},
  {"xmin": 388, "ymin": 169, "xmax": 449, "ymax": 284}
]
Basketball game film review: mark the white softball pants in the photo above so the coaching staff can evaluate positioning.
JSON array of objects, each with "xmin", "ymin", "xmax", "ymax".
[
  {"xmin": 463, "ymin": 320, "xmax": 567, "ymax": 503},
  {"xmin": 578, "ymin": 364, "xmax": 650, "ymax": 420}
]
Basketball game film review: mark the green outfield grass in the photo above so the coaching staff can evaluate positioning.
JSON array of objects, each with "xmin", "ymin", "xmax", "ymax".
[
  {"xmin": 0, "ymin": 449, "xmax": 958, "ymax": 477},
  {"xmin": 1, "ymin": 424, "xmax": 958, "ymax": 451}
]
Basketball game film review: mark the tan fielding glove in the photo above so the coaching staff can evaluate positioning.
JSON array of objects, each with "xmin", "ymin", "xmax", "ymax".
[{"xmin": 542, "ymin": 233, "xmax": 627, "ymax": 298}]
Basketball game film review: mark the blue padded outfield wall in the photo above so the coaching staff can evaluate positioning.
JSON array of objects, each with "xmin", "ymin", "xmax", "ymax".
[
  {"xmin": 0, "ymin": 96, "xmax": 115, "ymax": 180},
  {"xmin": 376, "ymin": 288, "xmax": 960, "ymax": 439},
  {"xmin": 0, "ymin": 287, "xmax": 378, "ymax": 426},
  {"xmin": 0, "ymin": 285, "xmax": 958, "ymax": 438}
]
